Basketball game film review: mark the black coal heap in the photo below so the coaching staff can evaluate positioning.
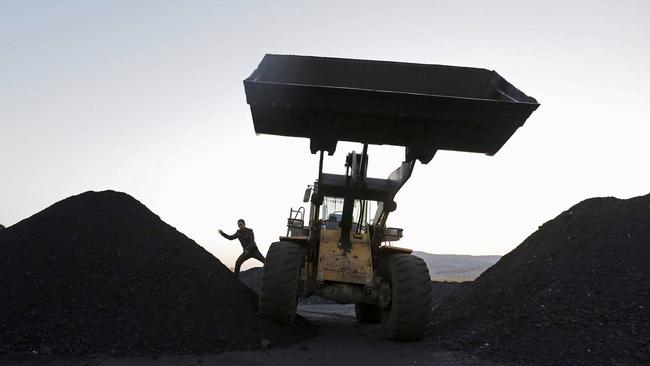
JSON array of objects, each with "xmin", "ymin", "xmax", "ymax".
[
  {"xmin": 0, "ymin": 191, "xmax": 310, "ymax": 356},
  {"xmin": 430, "ymin": 193, "xmax": 650, "ymax": 365}
]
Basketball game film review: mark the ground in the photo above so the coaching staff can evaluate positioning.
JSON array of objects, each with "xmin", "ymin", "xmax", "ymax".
[{"xmin": 1, "ymin": 304, "xmax": 512, "ymax": 366}]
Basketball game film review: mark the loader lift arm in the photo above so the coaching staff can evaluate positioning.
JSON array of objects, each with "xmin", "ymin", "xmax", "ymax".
[{"xmin": 313, "ymin": 144, "xmax": 419, "ymax": 249}]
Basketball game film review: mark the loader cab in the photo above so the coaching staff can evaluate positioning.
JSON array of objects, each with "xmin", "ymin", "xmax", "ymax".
[
  {"xmin": 319, "ymin": 196, "xmax": 374, "ymax": 233},
  {"xmin": 324, "ymin": 212, "xmax": 341, "ymax": 230}
]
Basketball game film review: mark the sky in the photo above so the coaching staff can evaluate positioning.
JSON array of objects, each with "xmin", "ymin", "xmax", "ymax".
[{"xmin": 1, "ymin": 0, "xmax": 649, "ymax": 271}]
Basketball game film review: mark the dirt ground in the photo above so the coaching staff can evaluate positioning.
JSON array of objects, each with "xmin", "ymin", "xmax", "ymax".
[{"xmin": 2, "ymin": 304, "xmax": 512, "ymax": 366}]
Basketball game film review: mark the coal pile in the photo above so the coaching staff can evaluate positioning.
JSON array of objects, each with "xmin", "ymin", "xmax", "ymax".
[
  {"xmin": 429, "ymin": 193, "xmax": 650, "ymax": 365},
  {"xmin": 239, "ymin": 267, "xmax": 264, "ymax": 294},
  {"xmin": 0, "ymin": 191, "xmax": 311, "ymax": 357},
  {"xmin": 430, "ymin": 281, "xmax": 467, "ymax": 309}
]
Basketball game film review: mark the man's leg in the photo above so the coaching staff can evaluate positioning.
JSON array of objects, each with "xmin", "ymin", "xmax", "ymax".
[
  {"xmin": 251, "ymin": 246, "xmax": 265, "ymax": 263},
  {"xmin": 234, "ymin": 252, "xmax": 249, "ymax": 277}
]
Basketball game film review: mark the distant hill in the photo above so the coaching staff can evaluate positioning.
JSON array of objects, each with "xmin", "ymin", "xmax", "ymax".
[{"xmin": 412, "ymin": 251, "xmax": 501, "ymax": 281}]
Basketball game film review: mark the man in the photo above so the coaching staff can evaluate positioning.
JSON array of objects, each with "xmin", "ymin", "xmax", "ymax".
[{"xmin": 219, "ymin": 219, "xmax": 265, "ymax": 277}]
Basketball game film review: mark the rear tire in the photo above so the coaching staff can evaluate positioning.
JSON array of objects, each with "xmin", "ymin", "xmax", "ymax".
[
  {"xmin": 355, "ymin": 303, "xmax": 381, "ymax": 323},
  {"xmin": 258, "ymin": 241, "xmax": 304, "ymax": 325},
  {"xmin": 381, "ymin": 254, "xmax": 432, "ymax": 341}
]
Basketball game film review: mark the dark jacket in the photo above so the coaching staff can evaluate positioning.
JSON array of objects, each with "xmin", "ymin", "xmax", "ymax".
[{"xmin": 220, "ymin": 228, "xmax": 256, "ymax": 250}]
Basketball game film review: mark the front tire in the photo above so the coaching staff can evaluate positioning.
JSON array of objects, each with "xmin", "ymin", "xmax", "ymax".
[
  {"xmin": 381, "ymin": 254, "xmax": 432, "ymax": 341},
  {"xmin": 258, "ymin": 241, "xmax": 304, "ymax": 325}
]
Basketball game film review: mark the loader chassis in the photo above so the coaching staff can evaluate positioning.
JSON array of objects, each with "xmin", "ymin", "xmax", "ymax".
[
  {"xmin": 316, "ymin": 228, "xmax": 372, "ymax": 285},
  {"xmin": 262, "ymin": 147, "xmax": 434, "ymax": 341}
]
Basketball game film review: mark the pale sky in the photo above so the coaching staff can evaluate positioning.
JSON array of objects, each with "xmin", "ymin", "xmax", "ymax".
[{"xmin": 2, "ymin": 0, "xmax": 649, "ymax": 271}]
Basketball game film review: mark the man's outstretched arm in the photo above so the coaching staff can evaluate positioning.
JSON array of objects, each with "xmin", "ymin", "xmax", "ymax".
[{"xmin": 218, "ymin": 229, "xmax": 238, "ymax": 240}]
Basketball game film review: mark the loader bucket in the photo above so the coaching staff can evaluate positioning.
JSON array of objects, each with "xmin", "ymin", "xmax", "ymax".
[{"xmin": 244, "ymin": 54, "xmax": 539, "ymax": 162}]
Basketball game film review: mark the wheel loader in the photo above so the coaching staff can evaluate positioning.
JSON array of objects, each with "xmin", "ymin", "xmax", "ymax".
[{"xmin": 243, "ymin": 54, "xmax": 539, "ymax": 341}]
